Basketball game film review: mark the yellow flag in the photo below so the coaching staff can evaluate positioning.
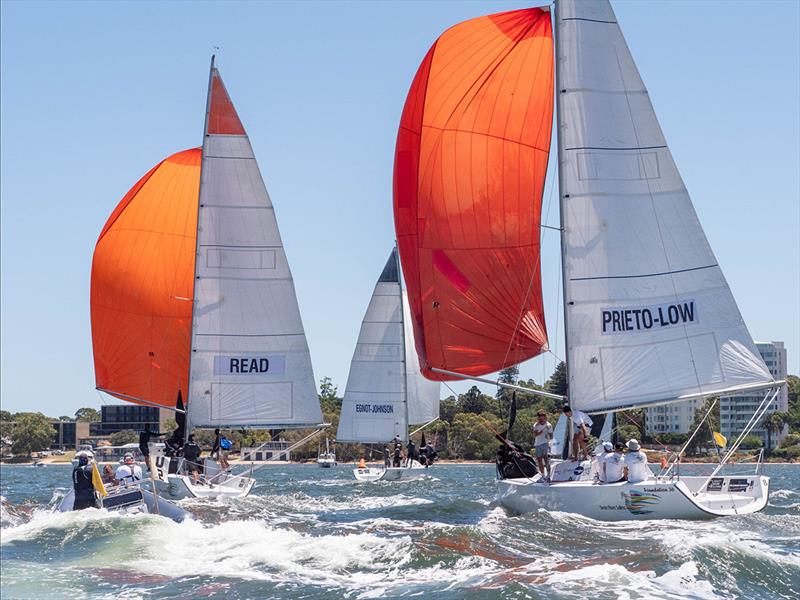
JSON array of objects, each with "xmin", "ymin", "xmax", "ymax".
[
  {"xmin": 713, "ymin": 431, "xmax": 727, "ymax": 449},
  {"xmin": 91, "ymin": 463, "xmax": 108, "ymax": 497}
]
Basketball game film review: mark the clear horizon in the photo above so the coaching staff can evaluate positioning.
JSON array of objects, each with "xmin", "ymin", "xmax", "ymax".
[{"xmin": 2, "ymin": 0, "xmax": 798, "ymax": 416}]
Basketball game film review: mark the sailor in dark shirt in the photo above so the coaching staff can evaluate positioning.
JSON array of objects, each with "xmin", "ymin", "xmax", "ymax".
[
  {"xmin": 139, "ymin": 424, "xmax": 166, "ymax": 467},
  {"xmin": 182, "ymin": 434, "xmax": 203, "ymax": 485},
  {"xmin": 72, "ymin": 452, "xmax": 97, "ymax": 510}
]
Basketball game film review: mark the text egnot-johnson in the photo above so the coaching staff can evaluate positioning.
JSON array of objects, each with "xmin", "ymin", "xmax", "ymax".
[{"xmin": 602, "ymin": 300, "xmax": 696, "ymax": 334}]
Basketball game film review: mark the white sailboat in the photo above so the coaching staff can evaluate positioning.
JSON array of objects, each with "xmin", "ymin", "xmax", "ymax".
[
  {"xmin": 317, "ymin": 438, "xmax": 337, "ymax": 468},
  {"xmin": 91, "ymin": 56, "xmax": 324, "ymax": 501},
  {"xmin": 170, "ymin": 56, "xmax": 325, "ymax": 499},
  {"xmin": 393, "ymin": 0, "xmax": 781, "ymax": 519},
  {"xmin": 336, "ymin": 249, "xmax": 440, "ymax": 482}
]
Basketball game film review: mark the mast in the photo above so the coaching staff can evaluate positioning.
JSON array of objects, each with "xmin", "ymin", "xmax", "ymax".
[
  {"xmin": 397, "ymin": 244, "xmax": 410, "ymax": 444},
  {"xmin": 184, "ymin": 54, "xmax": 216, "ymax": 441},
  {"xmin": 552, "ymin": 0, "xmax": 570, "ymax": 407}
]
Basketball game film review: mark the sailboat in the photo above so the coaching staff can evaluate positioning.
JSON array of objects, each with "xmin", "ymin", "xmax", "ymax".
[
  {"xmin": 336, "ymin": 249, "xmax": 440, "ymax": 482},
  {"xmin": 91, "ymin": 56, "xmax": 324, "ymax": 501},
  {"xmin": 393, "ymin": 0, "xmax": 780, "ymax": 519},
  {"xmin": 316, "ymin": 437, "xmax": 336, "ymax": 468}
]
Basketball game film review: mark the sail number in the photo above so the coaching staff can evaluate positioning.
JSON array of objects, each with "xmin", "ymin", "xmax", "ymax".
[
  {"xmin": 602, "ymin": 300, "xmax": 696, "ymax": 334},
  {"xmin": 213, "ymin": 355, "xmax": 286, "ymax": 375}
]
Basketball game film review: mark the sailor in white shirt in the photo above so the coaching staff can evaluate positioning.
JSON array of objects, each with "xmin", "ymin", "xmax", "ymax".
[
  {"xmin": 562, "ymin": 405, "xmax": 593, "ymax": 461},
  {"xmin": 624, "ymin": 439, "xmax": 652, "ymax": 484},
  {"xmin": 603, "ymin": 442, "xmax": 626, "ymax": 483},
  {"xmin": 595, "ymin": 441, "xmax": 614, "ymax": 482},
  {"xmin": 114, "ymin": 453, "xmax": 143, "ymax": 486}
]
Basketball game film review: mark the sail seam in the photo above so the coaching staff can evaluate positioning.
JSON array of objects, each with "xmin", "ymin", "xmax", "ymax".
[
  {"xmin": 422, "ymin": 123, "xmax": 551, "ymax": 153},
  {"xmin": 570, "ymin": 264, "xmax": 717, "ymax": 281},
  {"xmin": 565, "ymin": 145, "xmax": 667, "ymax": 151},
  {"xmin": 561, "ymin": 18, "xmax": 617, "ymax": 24}
]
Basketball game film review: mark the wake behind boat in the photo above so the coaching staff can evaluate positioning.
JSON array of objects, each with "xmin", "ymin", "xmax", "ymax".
[{"xmin": 391, "ymin": 0, "xmax": 782, "ymax": 520}]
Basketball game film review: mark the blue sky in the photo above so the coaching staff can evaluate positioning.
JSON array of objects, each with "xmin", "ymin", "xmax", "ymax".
[{"xmin": 2, "ymin": 0, "xmax": 798, "ymax": 417}]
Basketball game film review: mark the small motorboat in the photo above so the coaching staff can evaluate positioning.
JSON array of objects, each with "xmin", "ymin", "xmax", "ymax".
[{"xmin": 57, "ymin": 484, "xmax": 190, "ymax": 523}]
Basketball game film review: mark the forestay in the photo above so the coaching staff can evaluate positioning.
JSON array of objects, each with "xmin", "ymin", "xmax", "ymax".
[
  {"xmin": 186, "ymin": 59, "xmax": 322, "ymax": 429},
  {"xmin": 555, "ymin": 0, "xmax": 773, "ymax": 412},
  {"xmin": 337, "ymin": 250, "xmax": 408, "ymax": 443}
]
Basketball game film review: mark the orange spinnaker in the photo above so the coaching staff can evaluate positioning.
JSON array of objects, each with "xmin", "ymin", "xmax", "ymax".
[
  {"xmin": 91, "ymin": 148, "xmax": 201, "ymax": 407},
  {"xmin": 393, "ymin": 8, "xmax": 554, "ymax": 379}
]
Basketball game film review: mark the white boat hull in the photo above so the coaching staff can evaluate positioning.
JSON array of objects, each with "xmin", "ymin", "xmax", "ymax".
[
  {"xmin": 165, "ymin": 472, "xmax": 255, "ymax": 499},
  {"xmin": 353, "ymin": 461, "xmax": 428, "ymax": 482},
  {"xmin": 57, "ymin": 486, "xmax": 189, "ymax": 523},
  {"xmin": 317, "ymin": 459, "xmax": 336, "ymax": 468},
  {"xmin": 496, "ymin": 474, "xmax": 770, "ymax": 521}
]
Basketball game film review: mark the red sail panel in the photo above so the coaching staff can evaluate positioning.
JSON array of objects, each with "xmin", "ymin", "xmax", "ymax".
[
  {"xmin": 393, "ymin": 7, "xmax": 554, "ymax": 379},
  {"xmin": 91, "ymin": 148, "xmax": 201, "ymax": 407},
  {"xmin": 208, "ymin": 68, "xmax": 246, "ymax": 135}
]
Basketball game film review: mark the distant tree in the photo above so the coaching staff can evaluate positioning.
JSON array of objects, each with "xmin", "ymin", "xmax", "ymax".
[
  {"xmin": 450, "ymin": 412, "xmax": 503, "ymax": 460},
  {"xmin": 318, "ymin": 377, "xmax": 341, "ymax": 414},
  {"xmin": 0, "ymin": 410, "xmax": 13, "ymax": 422},
  {"xmin": 10, "ymin": 413, "xmax": 56, "ymax": 457},
  {"xmin": 109, "ymin": 429, "xmax": 138, "ymax": 445},
  {"xmin": 163, "ymin": 418, "xmax": 178, "ymax": 432},
  {"xmin": 439, "ymin": 397, "xmax": 458, "ymax": 424},
  {"xmin": 739, "ymin": 434, "xmax": 763, "ymax": 450},
  {"xmin": 496, "ymin": 365, "xmax": 519, "ymax": 410},
  {"xmin": 57, "ymin": 415, "xmax": 75, "ymax": 422},
  {"xmin": 74, "ymin": 408, "xmax": 100, "ymax": 422},
  {"xmin": 459, "ymin": 386, "xmax": 498, "ymax": 415},
  {"xmin": 545, "ymin": 362, "xmax": 568, "ymax": 398},
  {"xmin": 763, "ymin": 412, "xmax": 788, "ymax": 451}
]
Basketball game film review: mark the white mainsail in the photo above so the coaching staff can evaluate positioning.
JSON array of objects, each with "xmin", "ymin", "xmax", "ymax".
[
  {"xmin": 554, "ymin": 0, "xmax": 773, "ymax": 413},
  {"xmin": 337, "ymin": 249, "xmax": 440, "ymax": 443},
  {"xmin": 187, "ymin": 58, "xmax": 322, "ymax": 429}
]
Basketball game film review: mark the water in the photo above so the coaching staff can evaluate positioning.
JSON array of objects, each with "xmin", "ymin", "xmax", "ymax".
[{"xmin": 1, "ymin": 463, "xmax": 798, "ymax": 599}]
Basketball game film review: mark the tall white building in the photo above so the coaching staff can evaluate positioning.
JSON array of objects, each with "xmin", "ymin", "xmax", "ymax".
[
  {"xmin": 645, "ymin": 398, "xmax": 701, "ymax": 436},
  {"xmin": 720, "ymin": 341, "xmax": 788, "ymax": 449},
  {"xmin": 645, "ymin": 341, "xmax": 788, "ymax": 445}
]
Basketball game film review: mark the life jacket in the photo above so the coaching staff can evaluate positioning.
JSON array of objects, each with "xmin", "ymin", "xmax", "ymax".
[{"xmin": 72, "ymin": 465, "xmax": 94, "ymax": 495}]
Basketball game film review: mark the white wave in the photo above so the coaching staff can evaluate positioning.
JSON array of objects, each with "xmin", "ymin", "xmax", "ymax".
[
  {"xmin": 771, "ymin": 489, "xmax": 799, "ymax": 499},
  {"xmin": 544, "ymin": 560, "xmax": 721, "ymax": 600},
  {"xmin": 0, "ymin": 506, "xmax": 154, "ymax": 544}
]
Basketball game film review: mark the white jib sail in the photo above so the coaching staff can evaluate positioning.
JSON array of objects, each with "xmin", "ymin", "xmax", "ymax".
[
  {"xmin": 187, "ymin": 60, "xmax": 322, "ymax": 429},
  {"xmin": 555, "ymin": 0, "xmax": 773, "ymax": 413},
  {"xmin": 337, "ymin": 249, "xmax": 409, "ymax": 443},
  {"xmin": 403, "ymin": 289, "xmax": 440, "ymax": 425}
]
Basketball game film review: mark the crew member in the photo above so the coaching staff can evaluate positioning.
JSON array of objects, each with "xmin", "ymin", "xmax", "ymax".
[
  {"xmin": 596, "ymin": 441, "xmax": 614, "ymax": 482},
  {"xmin": 72, "ymin": 451, "xmax": 97, "ymax": 510},
  {"xmin": 624, "ymin": 439, "xmax": 652, "ymax": 484},
  {"xmin": 383, "ymin": 446, "xmax": 391, "ymax": 468},
  {"xmin": 424, "ymin": 441, "xmax": 437, "ymax": 467},
  {"xmin": 603, "ymin": 442, "xmax": 626, "ymax": 483},
  {"xmin": 562, "ymin": 405, "xmax": 593, "ymax": 461},
  {"xmin": 138, "ymin": 423, "xmax": 166, "ymax": 467},
  {"xmin": 182, "ymin": 434, "xmax": 203, "ymax": 485},
  {"xmin": 406, "ymin": 439, "xmax": 417, "ymax": 467},
  {"xmin": 115, "ymin": 452, "xmax": 143, "ymax": 485},
  {"xmin": 393, "ymin": 444, "xmax": 401, "ymax": 468},
  {"xmin": 357, "ymin": 457, "xmax": 367, "ymax": 469},
  {"xmin": 532, "ymin": 411, "xmax": 554, "ymax": 481}
]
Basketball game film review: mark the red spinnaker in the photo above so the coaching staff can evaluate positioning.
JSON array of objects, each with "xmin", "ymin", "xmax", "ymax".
[{"xmin": 393, "ymin": 8, "xmax": 554, "ymax": 379}]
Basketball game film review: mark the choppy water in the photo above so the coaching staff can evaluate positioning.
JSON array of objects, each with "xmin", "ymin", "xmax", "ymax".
[{"xmin": 1, "ymin": 463, "xmax": 798, "ymax": 599}]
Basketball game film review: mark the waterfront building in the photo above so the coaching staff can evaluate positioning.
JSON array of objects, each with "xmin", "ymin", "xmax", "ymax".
[{"xmin": 720, "ymin": 341, "xmax": 788, "ymax": 449}]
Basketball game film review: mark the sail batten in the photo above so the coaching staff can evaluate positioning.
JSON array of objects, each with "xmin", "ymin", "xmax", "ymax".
[{"xmin": 555, "ymin": 0, "xmax": 773, "ymax": 412}]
